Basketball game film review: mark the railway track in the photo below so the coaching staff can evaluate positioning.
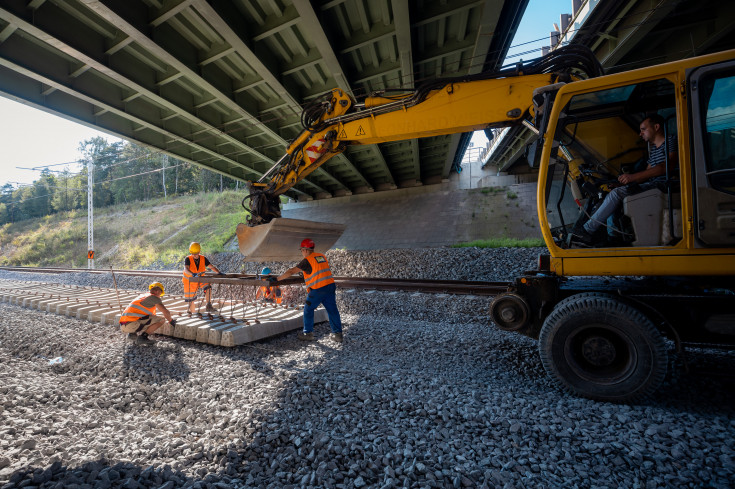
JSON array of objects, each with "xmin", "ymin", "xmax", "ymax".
[
  {"xmin": 0, "ymin": 265, "xmax": 508, "ymax": 347},
  {"xmin": 0, "ymin": 266, "xmax": 511, "ymax": 296}
]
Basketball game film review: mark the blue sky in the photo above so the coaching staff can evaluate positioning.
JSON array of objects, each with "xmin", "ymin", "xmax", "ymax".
[
  {"xmin": 0, "ymin": 0, "xmax": 571, "ymax": 186},
  {"xmin": 472, "ymin": 0, "xmax": 573, "ymax": 146},
  {"xmin": 507, "ymin": 0, "xmax": 574, "ymax": 61},
  {"xmin": 0, "ymin": 98, "xmax": 121, "ymax": 187}
]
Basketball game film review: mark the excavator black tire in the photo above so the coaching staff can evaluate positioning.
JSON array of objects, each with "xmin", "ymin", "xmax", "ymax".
[{"xmin": 539, "ymin": 293, "xmax": 668, "ymax": 403}]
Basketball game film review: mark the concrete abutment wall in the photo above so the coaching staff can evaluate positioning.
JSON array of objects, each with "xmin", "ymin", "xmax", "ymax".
[{"xmin": 282, "ymin": 181, "xmax": 541, "ymax": 250}]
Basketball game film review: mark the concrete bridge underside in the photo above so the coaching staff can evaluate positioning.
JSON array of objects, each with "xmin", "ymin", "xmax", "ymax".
[{"xmin": 0, "ymin": 0, "xmax": 527, "ymax": 201}]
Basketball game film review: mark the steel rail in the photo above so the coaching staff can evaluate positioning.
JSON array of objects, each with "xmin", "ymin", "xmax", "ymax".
[{"xmin": 0, "ymin": 266, "xmax": 510, "ymax": 296}]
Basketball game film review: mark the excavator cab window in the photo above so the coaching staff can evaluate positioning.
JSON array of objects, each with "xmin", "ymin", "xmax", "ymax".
[{"xmin": 547, "ymin": 78, "xmax": 680, "ymax": 248}]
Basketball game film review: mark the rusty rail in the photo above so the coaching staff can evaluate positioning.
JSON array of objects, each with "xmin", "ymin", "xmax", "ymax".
[{"xmin": 0, "ymin": 266, "xmax": 510, "ymax": 296}]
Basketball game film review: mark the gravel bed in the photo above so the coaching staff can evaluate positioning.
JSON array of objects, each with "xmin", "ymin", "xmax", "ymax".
[{"xmin": 1, "ymin": 248, "xmax": 734, "ymax": 489}]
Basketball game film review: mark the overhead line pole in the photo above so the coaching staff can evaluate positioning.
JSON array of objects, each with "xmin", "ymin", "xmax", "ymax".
[{"xmin": 87, "ymin": 158, "xmax": 94, "ymax": 269}]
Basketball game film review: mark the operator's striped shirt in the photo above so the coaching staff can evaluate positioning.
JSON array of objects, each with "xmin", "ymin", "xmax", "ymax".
[{"xmin": 648, "ymin": 134, "xmax": 677, "ymax": 182}]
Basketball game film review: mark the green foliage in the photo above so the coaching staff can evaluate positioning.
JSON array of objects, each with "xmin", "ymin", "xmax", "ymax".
[
  {"xmin": 452, "ymin": 237, "xmax": 545, "ymax": 248},
  {"xmin": 0, "ymin": 219, "xmax": 86, "ymax": 266},
  {"xmin": 0, "ymin": 189, "xmax": 248, "ymax": 268},
  {"xmin": 506, "ymin": 191, "xmax": 518, "ymax": 199},
  {"xmin": 480, "ymin": 187, "xmax": 506, "ymax": 194},
  {"xmin": 0, "ymin": 137, "xmax": 244, "ymax": 226}
]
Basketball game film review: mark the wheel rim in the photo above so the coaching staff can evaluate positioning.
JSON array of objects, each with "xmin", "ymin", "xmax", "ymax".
[
  {"xmin": 563, "ymin": 324, "xmax": 637, "ymax": 384},
  {"xmin": 490, "ymin": 294, "xmax": 529, "ymax": 331}
]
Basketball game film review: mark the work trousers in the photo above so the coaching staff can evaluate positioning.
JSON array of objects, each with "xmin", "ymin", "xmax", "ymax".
[
  {"xmin": 303, "ymin": 282, "xmax": 342, "ymax": 334},
  {"xmin": 120, "ymin": 315, "xmax": 164, "ymax": 334},
  {"xmin": 583, "ymin": 181, "xmax": 663, "ymax": 234},
  {"xmin": 183, "ymin": 276, "xmax": 211, "ymax": 303}
]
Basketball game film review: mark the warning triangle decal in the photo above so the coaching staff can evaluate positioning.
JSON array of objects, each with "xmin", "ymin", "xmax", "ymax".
[
  {"xmin": 339, "ymin": 129, "xmax": 347, "ymax": 139},
  {"xmin": 356, "ymin": 126, "xmax": 365, "ymax": 136}
]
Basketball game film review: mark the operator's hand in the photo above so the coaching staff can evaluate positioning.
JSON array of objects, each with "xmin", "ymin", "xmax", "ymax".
[
  {"xmin": 618, "ymin": 173, "xmax": 635, "ymax": 185},
  {"xmin": 267, "ymin": 276, "xmax": 278, "ymax": 283},
  {"xmin": 169, "ymin": 319, "xmax": 177, "ymax": 328}
]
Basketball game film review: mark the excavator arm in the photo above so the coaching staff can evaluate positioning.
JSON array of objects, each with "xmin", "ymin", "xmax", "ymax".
[{"xmin": 238, "ymin": 46, "xmax": 602, "ymax": 260}]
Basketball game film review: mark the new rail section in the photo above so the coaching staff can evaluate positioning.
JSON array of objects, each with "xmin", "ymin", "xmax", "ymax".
[{"xmin": 0, "ymin": 266, "xmax": 510, "ymax": 297}]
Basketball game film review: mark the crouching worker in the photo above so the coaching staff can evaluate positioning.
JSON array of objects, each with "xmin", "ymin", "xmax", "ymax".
[
  {"xmin": 183, "ymin": 241, "xmax": 222, "ymax": 314},
  {"xmin": 120, "ymin": 282, "xmax": 177, "ymax": 346},
  {"xmin": 256, "ymin": 267, "xmax": 282, "ymax": 304},
  {"xmin": 276, "ymin": 238, "xmax": 342, "ymax": 342}
]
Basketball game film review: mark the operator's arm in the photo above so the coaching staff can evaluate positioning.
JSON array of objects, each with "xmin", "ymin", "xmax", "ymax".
[
  {"xmin": 277, "ymin": 266, "xmax": 303, "ymax": 282},
  {"xmin": 155, "ymin": 303, "xmax": 174, "ymax": 323},
  {"xmin": 203, "ymin": 256, "xmax": 221, "ymax": 274},
  {"xmin": 618, "ymin": 164, "xmax": 664, "ymax": 185},
  {"xmin": 618, "ymin": 148, "xmax": 678, "ymax": 185}
]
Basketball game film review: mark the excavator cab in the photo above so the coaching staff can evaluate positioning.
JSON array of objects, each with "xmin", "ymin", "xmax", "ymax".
[{"xmin": 542, "ymin": 76, "xmax": 681, "ymax": 249}]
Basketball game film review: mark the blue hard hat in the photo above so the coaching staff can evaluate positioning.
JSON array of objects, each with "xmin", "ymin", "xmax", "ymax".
[{"xmin": 261, "ymin": 267, "xmax": 271, "ymax": 275}]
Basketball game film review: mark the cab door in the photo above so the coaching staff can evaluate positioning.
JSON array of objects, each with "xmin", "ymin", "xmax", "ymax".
[{"xmin": 689, "ymin": 61, "xmax": 735, "ymax": 247}]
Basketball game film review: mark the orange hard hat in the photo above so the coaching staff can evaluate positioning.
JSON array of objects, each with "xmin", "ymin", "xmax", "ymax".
[{"xmin": 300, "ymin": 238, "xmax": 315, "ymax": 249}]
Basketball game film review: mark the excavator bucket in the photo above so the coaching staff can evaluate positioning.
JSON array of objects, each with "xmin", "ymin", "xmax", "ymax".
[{"xmin": 236, "ymin": 218, "xmax": 346, "ymax": 262}]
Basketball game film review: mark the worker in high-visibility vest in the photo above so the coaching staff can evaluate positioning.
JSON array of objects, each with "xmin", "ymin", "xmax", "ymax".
[
  {"xmin": 183, "ymin": 242, "xmax": 222, "ymax": 314},
  {"xmin": 256, "ymin": 267, "xmax": 282, "ymax": 304},
  {"xmin": 275, "ymin": 238, "xmax": 342, "ymax": 343},
  {"xmin": 119, "ymin": 282, "xmax": 176, "ymax": 346}
]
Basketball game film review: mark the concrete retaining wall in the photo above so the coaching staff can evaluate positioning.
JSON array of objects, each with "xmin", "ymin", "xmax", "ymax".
[{"xmin": 282, "ymin": 182, "xmax": 540, "ymax": 250}]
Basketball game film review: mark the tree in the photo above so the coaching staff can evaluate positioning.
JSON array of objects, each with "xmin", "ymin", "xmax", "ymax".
[
  {"xmin": 52, "ymin": 170, "xmax": 68, "ymax": 214},
  {"xmin": 0, "ymin": 203, "xmax": 8, "ymax": 224},
  {"xmin": 0, "ymin": 184, "xmax": 15, "ymax": 223},
  {"xmin": 1, "ymin": 137, "xmax": 245, "ymax": 223},
  {"xmin": 79, "ymin": 137, "xmax": 122, "ymax": 208}
]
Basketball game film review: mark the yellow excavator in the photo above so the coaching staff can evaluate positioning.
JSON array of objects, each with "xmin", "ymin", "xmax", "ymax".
[{"xmin": 236, "ymin": 45, "xmax": 735, "ymax": 402}]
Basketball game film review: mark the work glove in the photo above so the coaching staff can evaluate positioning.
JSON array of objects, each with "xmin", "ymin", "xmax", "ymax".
[
  {"xmin": 267, "ymin": 276, "xmax": 278, "ymax": 283},
  {"xmin": 169, "ymin": 319, "xmax": 177, "ymax": 328}
]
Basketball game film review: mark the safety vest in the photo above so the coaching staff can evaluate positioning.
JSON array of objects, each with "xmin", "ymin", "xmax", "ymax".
[
  {"xmin": 256, "ymin": 286, "xmax": 282, "ymax": 304},
  {"xmin": 120, "ymin": 293, "xmax": 157, "ymax": 323},
  {"xmin": 183, "ymin": 254, "xmax": 206, "ymax": 279},
  {"xmin": 304, "ymin": 253, "xmax": 335, "ymax": 290}
]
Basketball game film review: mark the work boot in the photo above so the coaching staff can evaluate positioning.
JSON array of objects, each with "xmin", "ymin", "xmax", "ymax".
[
  {"xmin": 570, "ymin": 227, "xmax": 596, "ymax": 246},
  {"xmin": 135, "ymin": 333, "xmax": 154, "ymax": 346},
  {"xmin": 330, "ymin": 332, "xmax": 343, "ymax": 343},
  {"xmin": 206, "ymin": 303, "xmax": 216, "ymax": 313},
  {"xmin": 297, "ymin": 332, "xmax": 315, "ymax": 341}
]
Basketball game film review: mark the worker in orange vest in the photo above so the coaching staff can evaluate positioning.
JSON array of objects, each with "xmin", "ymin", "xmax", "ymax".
[
  {"xmin": 183, "ymin": 242, "xmax": 222, "ymax": 314},
  {"xmin": 256, "ymin": 267, "xmax": 282, "ymax": 304},
  {"xmin": 275, "ymin": 238, "xmax": 342, "ymax": 342},
  {"xmin": 119, "ymin": 282, "xmax": 176, "ymax": 346}
]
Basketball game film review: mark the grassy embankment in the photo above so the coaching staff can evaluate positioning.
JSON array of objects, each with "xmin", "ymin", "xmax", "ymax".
[{"xmin": 0, "ymin": 190, "xmax": 246, "ymax": 268}]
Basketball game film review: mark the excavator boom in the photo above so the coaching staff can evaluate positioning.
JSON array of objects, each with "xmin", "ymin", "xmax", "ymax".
[{"xmin": 237, "ymin": 45, "xmax": 603, "ymax": 261}]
